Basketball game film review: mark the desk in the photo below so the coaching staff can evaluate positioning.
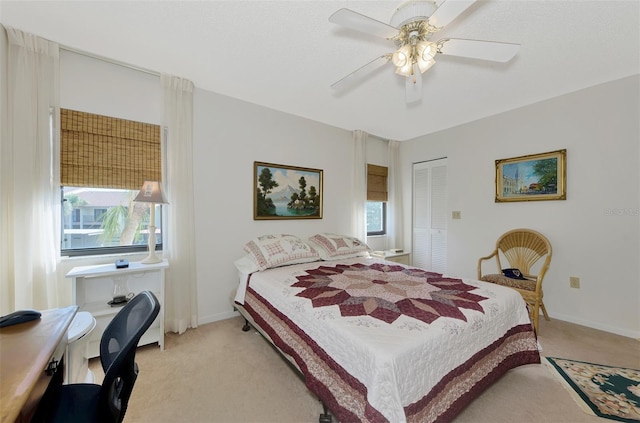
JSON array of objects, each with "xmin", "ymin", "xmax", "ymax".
[
  {"xmin": 67, "ymin": 260, "xmax": 167, "ymax": 358},
  {"xmin": 0, "ymin": 306, "xmax": 77, "ymax": 423}
]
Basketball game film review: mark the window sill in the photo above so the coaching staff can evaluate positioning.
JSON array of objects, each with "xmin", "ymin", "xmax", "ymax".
[{"xmin": 61, "ymin": 252, "xmax": 146, "ymax": 263}]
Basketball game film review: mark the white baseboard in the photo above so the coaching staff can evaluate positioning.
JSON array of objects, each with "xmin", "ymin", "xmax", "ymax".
[
  {"xmin": 549, "ymin": 312, "xmax": 640, "ymax": 339},
  {"xmin": 197, "ymin": 309, "xmax": 239, "ymax": 326}
]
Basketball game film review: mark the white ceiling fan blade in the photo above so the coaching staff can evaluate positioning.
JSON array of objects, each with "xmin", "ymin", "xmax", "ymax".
[
  {"xmin": 405, "ymin": 66, "xmax": 423, "ymax": 104},
  {"xmin": 438, "ymin": 38, "xmax": 520, "ymax": 62},
  {"xmin": 329, "ymin": 8, "xmax": 399, "ymax": 39},
  {"xmin": 429, "ymin": 0, "xmax": 477, "ymax": 28},
  {"xmin": 331, "ymin": 55, "xmax": 391, "ymax": 91}
]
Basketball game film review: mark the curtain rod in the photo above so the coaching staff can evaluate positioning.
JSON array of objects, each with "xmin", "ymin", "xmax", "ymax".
[{"xmin": 60, "ymin": 45, "xmax": 160, "ymax": 78}]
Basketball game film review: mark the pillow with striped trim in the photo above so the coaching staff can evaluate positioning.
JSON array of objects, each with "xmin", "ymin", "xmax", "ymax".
[
  {"xmin": 243, "ymin": 234, "xmax": 320, "ymax": 271},
  {"xmin": 308, "ymin": 233, "xmax": 371, "ymax": 260}
]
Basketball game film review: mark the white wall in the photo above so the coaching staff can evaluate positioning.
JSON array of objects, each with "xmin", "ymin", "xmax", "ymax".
[
  {"xmin": 57, "ymin": 52, "xmax": 163, "ymax": 302},
  {"xmin": 57, "ymin": 52, "xmax": 358, "ymax": 325},
  {"xmin": 0, "ymin": 28, "xmax": 5, "ymax": 141},
  {"xmin": 54, "ymin": 49, "xmax": 640, "ymax": 338},
  {"xmin": 0, "ymin": 28, "xmax": 8, "ymax": 312},
  {"xmin": 60, "ymin": 50, "xmax": 161, "ymax": 124},
  {"xmin": 192, "ymin": 90, "xmax": 354, "ymax": 323},
  {"xmin": 57, "ymin": 50, "xmax": 346, "ymax": 328},
  {"xmin": 399, "ymin": 75, "xmax": 640, "ymax": 338},
  {"xmin": 0, "ymin": 27, "xmax": 6, "ymax": 173}
]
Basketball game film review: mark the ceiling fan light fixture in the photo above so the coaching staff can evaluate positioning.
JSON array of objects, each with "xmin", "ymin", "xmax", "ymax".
[
  {"xmin": 415, "ymin": 40, "xmax": 437, "ymax": 73},
  {"xmin": 395, "ymin": 61, "xmax": 413, "ymax": 76},
  {"xmin": 392, "ymin": 44, "xmax": 412, "ymax": 67},
  {"xmin": 417, "ymin": 41, "xmax": 436, "ymax": 61},
  {"xmin": 417, "ymin": 56, "xmax": 435, "ymax": 73},
  {"xmin": 329, "ymin": 0, "xmax": 521, "ymax": 104}
]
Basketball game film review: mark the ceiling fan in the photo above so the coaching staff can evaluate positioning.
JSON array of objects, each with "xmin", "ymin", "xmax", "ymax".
[{"xmin": 329, "ymin": 0, "xmax": 520, "ymax": 103}]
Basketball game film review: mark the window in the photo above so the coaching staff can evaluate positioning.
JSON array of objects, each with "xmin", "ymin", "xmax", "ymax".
[
  {"xmin": 60, "ymin": 109, "xmax": 163, "ymax": 257},
  {"xmin": 366, "ymin": 164, "xmax": 388, "ymax": 236},
  {"xmin": 366, "ymin": 201, "xmax": 387, "ymax": 236},
  {"xmin": 61, "ymin": 187, "xmax": 163, "ymax": 253}
]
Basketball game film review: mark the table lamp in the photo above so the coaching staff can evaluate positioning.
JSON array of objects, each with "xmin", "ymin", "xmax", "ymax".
[{"xmin": 134, "ymin": 181, "xmax": 168, "ymax": 264}]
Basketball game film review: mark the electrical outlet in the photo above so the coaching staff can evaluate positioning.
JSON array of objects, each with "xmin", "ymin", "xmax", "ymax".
[
  {"xmin": 570, "ymin": 276, "xmax": 580, "ymax": 289},
  {"xmin": 452, "ymin": 211, "xmax": 461, "ymax": 219}
]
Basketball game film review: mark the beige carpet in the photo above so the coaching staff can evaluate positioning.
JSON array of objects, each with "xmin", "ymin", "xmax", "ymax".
[{"xmin": 90, "ymin": 316, "xmax": 639, "ymax": 423}]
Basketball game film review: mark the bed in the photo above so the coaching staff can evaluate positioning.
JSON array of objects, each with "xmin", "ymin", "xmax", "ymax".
[{"xmin": 233, "ymin": 234, "xmax": 540, "ymax": 423}]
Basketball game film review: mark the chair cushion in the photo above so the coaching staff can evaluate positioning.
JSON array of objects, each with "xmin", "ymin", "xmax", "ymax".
[{"xmin": 481, "ymin": 274, "xmax": 536, "ymax": 291}]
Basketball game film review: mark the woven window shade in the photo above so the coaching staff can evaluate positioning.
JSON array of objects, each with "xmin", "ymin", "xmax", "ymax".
[
  {"xmin": 60, "ymin": 108, "xmax": 161, "ymax": 190},
  {"xmin": 367, "ymin": 164, "xmax": 388, "ymax": 201}
]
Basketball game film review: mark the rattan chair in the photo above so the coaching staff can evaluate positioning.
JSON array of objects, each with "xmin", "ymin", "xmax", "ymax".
[{"xmin": 477, "ymin": 228, "xmax": 552, "ymax": 332}]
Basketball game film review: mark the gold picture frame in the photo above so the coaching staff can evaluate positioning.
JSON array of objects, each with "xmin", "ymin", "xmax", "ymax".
[
  {"xmin": 254, "ymin": 161, "xmax": 323, "ymax": 220},
  {"xmin": 495, "ymin": 149, "xmax": 566, "ymax": 202}
]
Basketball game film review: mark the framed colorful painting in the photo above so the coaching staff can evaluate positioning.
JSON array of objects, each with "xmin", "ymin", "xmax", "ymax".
[
  {"xmin": 254, "ymin": 161, "xmax": 323, "ymax": 220},
  {"xmin": 495, "ymin": 149, "xmax": 566, "ymax": 202}
]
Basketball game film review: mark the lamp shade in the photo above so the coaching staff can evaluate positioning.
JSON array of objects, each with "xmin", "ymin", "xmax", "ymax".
[{"xmin": 134, "ymin": 181, "xmax": 168, "ymax": 204}]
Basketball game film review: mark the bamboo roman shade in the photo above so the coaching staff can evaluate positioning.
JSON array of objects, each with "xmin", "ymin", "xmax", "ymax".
[
  {"xmin": 60, "ymin": 108, "xmax": 161, "ymax": 189},
  {"xmin": 367, "ymin": 164, "xmax": 388, "ymax": 201}
]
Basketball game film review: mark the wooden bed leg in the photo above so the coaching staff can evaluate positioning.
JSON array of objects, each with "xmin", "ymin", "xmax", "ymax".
[
  {"xmin": 319, "ymin": 402, "xmax": 332, "ymax": 423},
  {"xmin": 241, "ymin": 319, "xmax": 251, "ymax": 332}
]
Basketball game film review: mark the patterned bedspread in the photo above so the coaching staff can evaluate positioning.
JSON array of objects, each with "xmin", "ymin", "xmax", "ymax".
[{"xmin": 236, "ymin": 257, "xmax": 540, "ymax": 423}]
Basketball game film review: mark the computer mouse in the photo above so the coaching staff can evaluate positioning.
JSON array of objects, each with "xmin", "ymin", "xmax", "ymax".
[{"xmin": 0, "ymin": 309, "xmax": 42, "ymax": 328}]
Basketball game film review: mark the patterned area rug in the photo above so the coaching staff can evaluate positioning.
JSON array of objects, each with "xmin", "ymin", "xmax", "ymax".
[{"xmin": 545, "ymin": 357, "xmax": 640, "ymax": 422}]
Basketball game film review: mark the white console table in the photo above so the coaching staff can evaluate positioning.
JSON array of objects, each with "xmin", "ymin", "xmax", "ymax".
[
  {"xmin": 371, "ymin": 250, "xmax": 411, "ymax": 265},
  {"xmin": 66, "ymin": 259, "xmax": 168, "ymax": 358}
]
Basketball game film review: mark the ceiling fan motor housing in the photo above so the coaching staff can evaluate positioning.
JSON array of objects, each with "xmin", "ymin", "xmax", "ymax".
[{"xmin": 390, "ymin": 0, "xmax": 438, "ymax": 27}]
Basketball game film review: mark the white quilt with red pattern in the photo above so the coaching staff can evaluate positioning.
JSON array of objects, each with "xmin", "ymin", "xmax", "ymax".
[{"xmin": 237, "ymin": 257, "xmax": 540, "ymax": 422}]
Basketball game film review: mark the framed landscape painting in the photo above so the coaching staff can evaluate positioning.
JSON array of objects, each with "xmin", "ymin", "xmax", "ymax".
[
  {"xmin": 495, "ymin": 149, "xmax": 566, "ymax": 202},
  {"xmin": 254, "ymin": 161, "xmax": 323, "ymax": 220}
]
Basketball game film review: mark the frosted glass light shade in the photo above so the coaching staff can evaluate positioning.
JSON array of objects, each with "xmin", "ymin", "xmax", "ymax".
[
  {"xmin": 395, "ymin": 62, "xmax": 413, "ymax": 76},
  {"xmin": 417, "ymin": 56, "xmax": 435, "ymax": 73},
  {"xmin": 392, "ymin": 44, "xmax": 412, "ymax": 67}
]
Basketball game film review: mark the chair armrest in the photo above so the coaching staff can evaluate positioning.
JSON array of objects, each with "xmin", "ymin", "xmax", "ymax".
[{"xmin": 477, "ymin": 250, "xmax": 498, "ymax": 279}]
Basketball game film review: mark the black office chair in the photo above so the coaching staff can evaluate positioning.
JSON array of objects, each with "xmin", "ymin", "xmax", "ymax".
[{"xmin": 32, "ymin": 290, "xmax": 160, "ymax": 423}]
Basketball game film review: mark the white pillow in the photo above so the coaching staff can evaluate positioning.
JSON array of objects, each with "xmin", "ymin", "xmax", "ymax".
[
  {"xmin": 243, "ymin": 234, "xmax": 320, "ymax": 271},
  {"xmin": 233, "ymin": 254, "xmax": 260, "ymax": 275},
  {"xmin": 307, "ymin": 233, "xmax": 371, "ymax": 260}
]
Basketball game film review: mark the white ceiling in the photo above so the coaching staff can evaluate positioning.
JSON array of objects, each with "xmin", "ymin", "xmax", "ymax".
[{"xmin": 2, "ymin": 0, "xmax": 639, "ymax": 141}]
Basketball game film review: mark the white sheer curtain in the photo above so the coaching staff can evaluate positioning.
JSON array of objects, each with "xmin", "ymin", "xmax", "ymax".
[
  {"xmin": 1, "ymin": 28, "xmax": 62, "ymax": 314},
  {"xmin": 386, "ymin": 140, "xmax": 404, "ymax": 250},
  {"xmin": 352, "ymin": 130, "xmax": 368, "ymax": 242},
  {"xmin": 161, "ymin": 74, "xmax": 198, "ymax": 334}
]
